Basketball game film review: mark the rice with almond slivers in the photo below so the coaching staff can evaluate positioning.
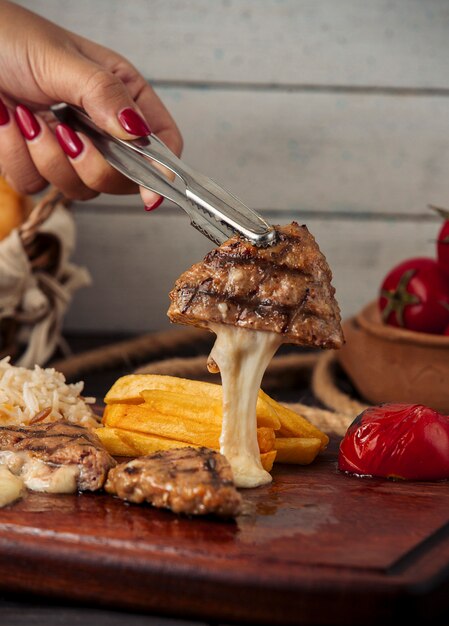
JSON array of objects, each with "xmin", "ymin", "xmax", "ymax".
[{"xmin": 0, "ymin": 357, "xmax": 99, "ymax": 429}]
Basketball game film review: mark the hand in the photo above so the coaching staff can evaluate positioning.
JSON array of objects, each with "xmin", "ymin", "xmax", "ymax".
[{"xmin": 0, "ymin": 1, "xmax": 183, "ymax": 208}]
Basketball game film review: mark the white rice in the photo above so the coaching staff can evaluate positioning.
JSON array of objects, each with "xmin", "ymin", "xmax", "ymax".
[{"xmin": 0, "ymin": 357, "xmax": 99, "ymax": 429}]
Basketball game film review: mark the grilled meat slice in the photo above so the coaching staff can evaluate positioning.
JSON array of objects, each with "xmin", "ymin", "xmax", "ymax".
[
  {"xmin": 168, "ymin": 222, "xmax": 343, "ymax": 349},
  {"xmin": 105, "ymin": 447, "xmax": 242, "ymax": 517},
  {"xmin": 0, "ymin": 420, "xmax": 115, "ymax": 492}
]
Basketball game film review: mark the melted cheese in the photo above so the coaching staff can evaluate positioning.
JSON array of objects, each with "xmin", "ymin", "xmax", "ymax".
[
  {"xmin": 209, "ymin": 324, "xmax": 282, "ymax": 488},
  {"xmin": 0, "ymin": 451, "xmax": 78, "ymax": 494},
  {"xmin": 0, "ymin": 466, "xmax": 25, "ymax": 507},
  {"xmin": 21, "ymin": 460, "xmax": 78, "ymax": 493}
]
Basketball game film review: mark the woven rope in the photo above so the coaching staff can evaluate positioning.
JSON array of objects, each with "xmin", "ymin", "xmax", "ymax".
[
  {"xmin": 135, "ymin": 349, "xmax": 355, "ymax": 435},
  {"xmin": 312, "ymin": 351, "xmax": 368, "ymax": 421},
  {"xmin": 51, "ymin": 327, "xmax": 214, "ymax": 380},
  {"xmin": 53, "ymin": 324, "xmax": 367, "ymax": 435},
  {"xmin": 135, "ymin": 351, "xmax": 319, "ymax": 389},
  {"xmin": 18, "ymin": 188, "xmax": 67, "ymax": 251}
]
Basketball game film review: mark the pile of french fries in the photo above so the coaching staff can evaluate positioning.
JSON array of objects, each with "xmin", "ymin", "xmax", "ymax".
[{"xmin": 96, "ymin": 375, "xmax": 329, "ymax": 473}]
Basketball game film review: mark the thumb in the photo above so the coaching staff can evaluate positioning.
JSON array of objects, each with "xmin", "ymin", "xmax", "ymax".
[{"xmin": 51, "ymin": 52, "xmax": 150, "ymax": 139}]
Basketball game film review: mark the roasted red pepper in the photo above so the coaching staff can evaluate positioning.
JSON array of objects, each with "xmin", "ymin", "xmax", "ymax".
[{"xmin": 338, "ymin": 403, "xmax": 449, "ymax": 481}]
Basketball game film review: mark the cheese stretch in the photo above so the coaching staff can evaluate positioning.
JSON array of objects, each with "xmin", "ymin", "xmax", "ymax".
[{"xmin": 209, "ymin": 324, "xmax": 282, "ymax": 488}]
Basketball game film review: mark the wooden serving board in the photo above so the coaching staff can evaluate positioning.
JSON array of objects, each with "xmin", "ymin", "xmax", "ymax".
[{"xmin": 0, "ymin": 438, "xmax": 448, "ymax": 625}]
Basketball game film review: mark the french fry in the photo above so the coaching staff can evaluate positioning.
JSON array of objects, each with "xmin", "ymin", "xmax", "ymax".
[
  {"xmin": 103, "ymin": 404, "xmax": 275, "ymax": 453},
  {"xmin": 97, "ymin": 426, "xmax": 276, "ymax": 471},
  {"xmin": 104, "ymin": 402, "xmax": 220, "ymax": 447},
  {"xmin": 104, "ymin": 374, "xmax": 280, "ymax": 430},
  {"xmin": 256, "ymin": 427, "xmax": 276, "ymax": 454},
  {"xmin": 96, "ymin": 427, "xmax": 136, "ymax": 457},
  {"xmin": 274, "ymin": 437, "xmax": 322, "ymax": 465},
  {"xmin": 260, "ymin": 390, "xmax": 329, "ymax": 449},
  {"xmin": 96, "ymin": 427, "xmax": 198, "ymax": 456},
  {"xmin": 104, "ymin": 374, "xmax": 222, "ymax": 404},
  {"xmin": 117, "ymin": 429, "xmax": 195, "ymax": 456},
  {"xmin": 260, "ymin": 450, "xmax": 277, "ymax": 472},
  {"xmin": 139, "ymin": 389, "xmax": 222, "ymax": 424},
  {"xmin": 104, "ymin": 374, "xmax": 190, "ymax": 404}
]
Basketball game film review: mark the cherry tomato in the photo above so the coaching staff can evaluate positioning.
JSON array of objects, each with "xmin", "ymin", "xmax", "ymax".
[
  {"xmin": 379, "ymin": 257, "xmax": 449, "ymax": 334},
  {"xmin": 437, "ymin": 220, "xmax": 449, "ymax": 276},
  {"xmin": 338, "ymin": 403, "xmax": 449, "ymax": 481}
]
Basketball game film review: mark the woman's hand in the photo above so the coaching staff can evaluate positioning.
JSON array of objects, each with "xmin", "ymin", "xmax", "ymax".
[{"xmin": 0, "ymin": 1, "xmax": 182, "ymax": 208}]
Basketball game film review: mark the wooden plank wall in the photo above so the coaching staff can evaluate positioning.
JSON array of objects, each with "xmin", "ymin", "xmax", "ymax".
[{"xmin": 16, "ymin": 0, "xmax": 449, "ymax": 331}]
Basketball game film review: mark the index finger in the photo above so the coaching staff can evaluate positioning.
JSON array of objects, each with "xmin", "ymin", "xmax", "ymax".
[{"xmin": 134, "ymin": 84, "xmax": 183, "ymax": 157}]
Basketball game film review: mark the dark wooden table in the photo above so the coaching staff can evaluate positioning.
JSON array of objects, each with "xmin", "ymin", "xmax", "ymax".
[{"xmin": 0, "ymin": 333, "xmax": 448, "ymax": 626}]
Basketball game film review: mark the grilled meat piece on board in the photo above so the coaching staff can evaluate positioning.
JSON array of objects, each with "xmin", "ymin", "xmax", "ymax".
[
  {"xmin": 105, "ymin": 447, "xmax": 242, "ymax": 517},
  {"xmin": 168, "ymin": 222, "xmax": 343, "ymax": 349},
  {"xmin": 0, "ymin": 420, "xmax": 115, "ymax": 492}
]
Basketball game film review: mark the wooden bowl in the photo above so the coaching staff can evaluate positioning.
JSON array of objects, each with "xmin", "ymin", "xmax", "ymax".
[{"xmin": 337, "ymin": 301, "xmax": 449, "ymax": 414}]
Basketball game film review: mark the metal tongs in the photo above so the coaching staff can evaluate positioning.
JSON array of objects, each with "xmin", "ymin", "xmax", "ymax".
[{"xmin": 51, "ymin": 103, "xmax": 277, "ymax": 247}]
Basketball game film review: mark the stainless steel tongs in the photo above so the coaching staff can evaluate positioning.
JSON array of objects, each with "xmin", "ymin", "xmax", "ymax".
[{"xmin": 51, "ymin": 103, "xmax": 277, "ymax": 247}]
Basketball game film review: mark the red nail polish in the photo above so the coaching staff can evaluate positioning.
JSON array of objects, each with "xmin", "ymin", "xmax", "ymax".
[
  {"xmin": 0, "ymin": 98, "xmax": 9, "ymax": 126},
  {"xmin": 118, "ymin": 108, "xmax": 151, "ymax": 136},
  {"xmin": 15, "ymin": 105, "xmax": 41, "ymax": 140},
  {"xmin": 144, "ymin": 196, "xmax": 163, "ymax": 212},
  {"xmin": 55, "ymin": 124, "xmax": 84, "ymax": 158}
]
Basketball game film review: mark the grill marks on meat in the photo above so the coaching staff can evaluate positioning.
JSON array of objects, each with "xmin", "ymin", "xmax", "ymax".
[
  {"xmin": 168, "ymin": 222, "xmax": 343, "ymax": 349},
  {"xmin": 0, "ymin": 421, "xmax": 115, "ymax": 492},
  {"xmin": 105, "ymin": 447, "xmax": 242, "ymax": 517}
]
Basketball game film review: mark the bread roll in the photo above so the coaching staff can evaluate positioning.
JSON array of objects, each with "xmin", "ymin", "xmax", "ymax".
[{"xmin": 0, "ymin": 177, "xmax": 31, "ymax": 241}]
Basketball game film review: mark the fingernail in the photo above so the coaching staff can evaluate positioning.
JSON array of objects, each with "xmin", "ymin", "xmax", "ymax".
[
  {"xmin": 144, "ymin": 196, "xmax": 163, "ymax": 212},
  {"xmin": 15, "ymin": 105, "xmax": 41, "ymax": 140},
  {"xmin": 0, "ymin": 98, "xmax": 10, "ymax": 126},
  {"xmin": 118, "ymin": 108, "xmax": 151, "ymax": 136},
  {"xmin": 55, "ymin": 124, "xmax": 84, "ymax": 158}
]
